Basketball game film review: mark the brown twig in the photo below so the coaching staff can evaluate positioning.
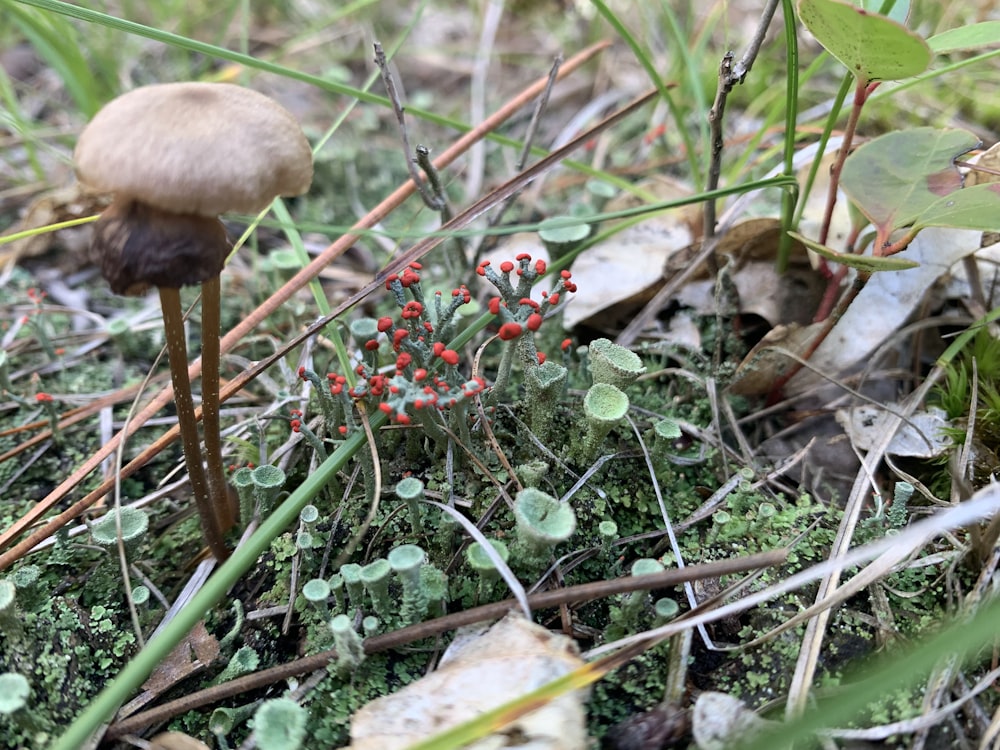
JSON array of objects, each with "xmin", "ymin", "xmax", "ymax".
[
  {"xmin": 373, "ymin": 41, "xmax": 444, "ymax": 212},
  {"xmin": 703, "ymin": 0, "xmax": 780, "ymax": 255},
  {"xmin": 104, "ymin": 547, "xmax": 787, "ymax": 739},
  {"xmin": 0, "ymin": 41, "xmax": 611, "ymax": 568}
]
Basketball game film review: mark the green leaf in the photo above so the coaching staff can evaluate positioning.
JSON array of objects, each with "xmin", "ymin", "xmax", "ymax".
[
  {"xmin": 788, "ymin": 231, "xmax": 920, "ymax": 271},
  {"xmin": 928, "ymin": 22, "xmax": 1000, "ymax": 54},
  {"xmin": 915, "ymin": 183, "xmax": 1000, "ymax": 231},
  {"xmin": 797, "ymin": 0, "xmax": 931, "ymax": 83},
  {"xmin": 840, "ymin": 127, "xmax": 979, "ymax": 231}
]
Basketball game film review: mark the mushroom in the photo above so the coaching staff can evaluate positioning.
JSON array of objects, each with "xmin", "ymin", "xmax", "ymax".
[{"xmin": 74, "ymin": 82, "xmax": 313, "ymax": 560}]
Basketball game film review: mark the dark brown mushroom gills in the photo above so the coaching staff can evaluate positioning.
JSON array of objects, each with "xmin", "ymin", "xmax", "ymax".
[{"xmin": 91, "ymin": 200, "xmax": 231, "ymax": 295}]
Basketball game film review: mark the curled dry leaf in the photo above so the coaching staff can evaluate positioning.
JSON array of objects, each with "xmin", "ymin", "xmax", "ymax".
[
  {"xmin": 675, "ymin": 219, "xmax": 823, "ymax": 327},
  {"xmin": 564, "ymin": 176, "xmax": 698, "ymax": 330},
  {"xmin": 349, "ymin": 613, "xmax": 588, "ymax": 750},
  {"xmin": 0, "ymin": 183, "xmax": 108, "ymax": 266},
  {"xmin": 727, "ymin": 322, "xmax": 823, "ymax": 396},
  {"xmin": 691, "ymin": 692, "xmax": 776, "ymax": 750},
  {"xmin": 836, "ymin": 405, "xmax": 952, "ymax": 458}
]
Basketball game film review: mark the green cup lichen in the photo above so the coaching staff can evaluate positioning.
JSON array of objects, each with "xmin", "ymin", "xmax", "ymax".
[
  {"xmin": 339, "ymin": 563, "xmax": 364, "ymax": 615},
  {"xmin": 231, "ymin": 466, "xmax": 256, "ymax": 522},
  {"xmin": 394, "ymin": 477, "xmax": 425, "ymax": 535},
  {"xmin": 253, "ymin": 696, "xmax": 308, "ymax": 750},
  {"xmin": 513, "ymin": 488, "xmax": 577, "ymax": 563},
  {"xmin": 388, "ymin": 544, "xmax": 428, "ymax": 624},
  {"xmin": 359, "ymin": 559, "xmax": 392, "ymax": 618},
  {"xmin": 575, "ymin": 382, "xmax": 629, "ymax": 464},
  {"xmin": 210, "ymin": 702, "xmax": 256, "ymax": 743},
  {"xmin": 328, "ymin": 573, "xmax": 345, "ymax": 614},
  {"xmin": 11, "ymin": 565, "xmax": 43, "ymax": 610},
  {"xmin": 652, "ymin": 418, "xmax": 682, "ymax": 447},
  {"xmin": 466, "ymin": 539, "xmax": 510, "ymax": 600},
  {"xmin": 89, "ymin": 506, "xmax": 149, "ymax": 554},
  {"xmin": 524, "ymin": 361, "xmax": 568, "ymax": 442},
  {"xmin": 362, "ymin": 615, "xmax": 380, "ymax": 637},
  {"xmin": 302, "ymin": 578, "xmax": 331, "ymax": 620},
  {"xmin": 516, "ymin": 459, "xmax": 550, "ymax": 489},
  {"xmin": 465, "ymin": 539, "xmax": 510, "ymax": 580},
  {"xmin": 299, "ymin": 504, "xmax": 319, "ymax": 526},
  {"xmin": 251, "ymin": 464, "xmax": 286, "ymax": 514},
  {"xmin": 349, "ymin": 317, "xmax": 380, "ymax": 348},
  {"xmin": 267, "ymin": 248, "xmax": 303, "ymax": 276},
  {"xmin": 619, "ymin": 558, "xmax": 665, "ymax": 628},
  {"xmin": 419, "ymin": 565, "xmax": 449, "ymax": 618},
  {"xmin": 329, "ymin": 614, "xmax": 365, "ymax": 675},
  {"xmin": 212, "ymin": 645, "xmax": 260, "ymax": 686},
  {"xmin": 588, "ymin": 338, "xmax": 645, "ymax": 389},
  {"xmin": 538, "ymin": 215, "xmax": 590, "ymax": 256},
  {"xmin": 654, "ymin": 597, "xmax": 680, "ymax": 623}
]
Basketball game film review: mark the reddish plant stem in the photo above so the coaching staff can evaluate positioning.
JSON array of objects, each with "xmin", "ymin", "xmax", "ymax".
[{"xmin": 813, "ymin": 78, "xmax": 870, "ymax": 299}]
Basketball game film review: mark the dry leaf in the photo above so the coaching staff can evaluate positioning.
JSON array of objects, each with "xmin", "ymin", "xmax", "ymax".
[
  {"xmin": 691, "ymin": 692, "xmax": 775, "ymax": 750},
  {"xmin": 789, "ymin": 227, "xmax": 982, "ymax": 394},
  {"xmin": 349, "ymin": 614, "xmax": 588, "ymax": 750},
  {"xmin": 0, "ymin": 183, "xmax": 106, "ymax": 265},
  {"xmin": 117, "ymin": 621, "xmax": 220, "ymax": 720},
  {"xmin": 836, "ymin": 405, "xmax": 952, "ymax": 458},
  {"xmin": 962, "ymin": 142, "xmax": 1000, "ymax": 187},
  {"xmin": 728, "ymin": 322, "xmax": 823, "ymax": 396},
  {"xmin": 564, "ymin": 177, "xmax": 698, "ymax": 329}
]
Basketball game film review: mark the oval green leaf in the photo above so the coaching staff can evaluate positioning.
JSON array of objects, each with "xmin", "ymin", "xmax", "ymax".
[
  {"xmin": 798, "ymin": 0, "xmax": 931, "ymax": 83},
  {"xmin": 840, "ymin": 127, "xmax": 979, "ymax": 232},
  {"xmin": 928, "ymin": 22, "xmax": 1000, "ymax": 54},
  {"xmin": 788, "ymin": 231, "xmax": 920, "ymax": 272},
  {"xmin": 915, "ymin": 183, "xmax": 1000, "ymax": 232}
]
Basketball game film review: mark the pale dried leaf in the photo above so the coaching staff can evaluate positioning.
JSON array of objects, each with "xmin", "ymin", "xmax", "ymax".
[
  {"xmin": 564, "ymin": 177, "xmax": 697, "ymax": 329},
  {"xmin": 0, "ymin": 183, "xmax": 106, "ymax": 264},
  {"xmin": 692, "ymin": 692, "xmax": 775, "ymax": 750},
  {"xmin": 789, "ymin": 226, "xmax": 983, "ymax": 394},
  {"xmin": 962, "ymin": 142, "xmax": 1000, "ymax": 187},
  {"xmin": 349, "ymin": 614, "xmax": 588, "ymax": 750},
  {"xmin": 836, "ymin": 405, "xmax": 952, "ymax": 457}
]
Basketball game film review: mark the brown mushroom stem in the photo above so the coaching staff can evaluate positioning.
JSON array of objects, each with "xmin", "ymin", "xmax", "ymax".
[
  {"xmin": 158, "ymin": 286, "xmax": 230, "ymax": 562},
  {"xmin": 199, "ymin": 276, "xmax": 236, "ymax": 531}
]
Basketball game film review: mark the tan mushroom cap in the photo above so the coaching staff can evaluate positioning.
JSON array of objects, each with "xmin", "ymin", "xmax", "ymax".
[{"xmin": 74, "ymin": 82, "xmax": 313, "ymax": 216}]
